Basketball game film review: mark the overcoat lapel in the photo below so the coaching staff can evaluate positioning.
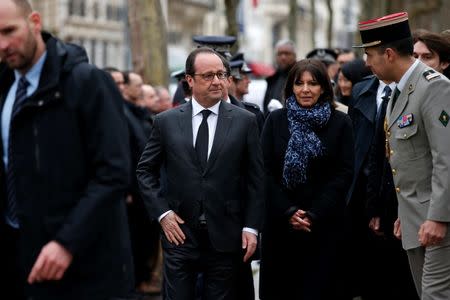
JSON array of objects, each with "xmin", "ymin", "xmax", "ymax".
[{"xmin": 354, "ymin": 77, "xmax": 379, "ymax": 124}]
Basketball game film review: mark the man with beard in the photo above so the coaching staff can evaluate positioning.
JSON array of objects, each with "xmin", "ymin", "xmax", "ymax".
[{"xmin": 0, "ymin": 1, "xmax": 134, "ymax": 299}]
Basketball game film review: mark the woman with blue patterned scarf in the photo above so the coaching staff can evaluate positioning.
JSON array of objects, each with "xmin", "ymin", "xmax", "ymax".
[{"xmin": 259, "ymin": 59, "xmax": 355, "ymax": 300}]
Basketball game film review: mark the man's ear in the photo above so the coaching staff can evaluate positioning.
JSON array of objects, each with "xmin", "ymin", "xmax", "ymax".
[
  {"xmin": 28, "ymin": 12, "xmax": 42, "ymax": 34},
  {"xmin": 385, "ymin": 48, "xmax": 396, "ymax": 63},
  {"xmin": 186, "ymin": 75, "xmax": 194, "ymax": 89}
]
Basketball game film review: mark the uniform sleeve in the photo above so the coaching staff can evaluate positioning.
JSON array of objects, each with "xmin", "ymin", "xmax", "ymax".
[{"xmin": 421, "ymin": 78, "xmax": 450, "ymax": 222}]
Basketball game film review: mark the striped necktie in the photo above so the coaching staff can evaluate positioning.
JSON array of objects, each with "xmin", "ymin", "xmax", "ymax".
[{"xmin": 5, "ymin": 76, "xmax": 29, "ymax": 227}]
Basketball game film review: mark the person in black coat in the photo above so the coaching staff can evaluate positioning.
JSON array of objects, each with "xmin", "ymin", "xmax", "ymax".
[
  {"xmin": 262, "ymin": 39, "xmax": 297, "ymax": 115},
  {"xmin": 259, "ymin": 59, "xmax": 354, "ymax": 300},
  {"xmin": 0, "ymin": 2, "xmax": 133, "ymax": 299}
]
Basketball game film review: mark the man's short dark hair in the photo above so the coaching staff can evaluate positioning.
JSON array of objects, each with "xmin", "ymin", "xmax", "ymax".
[
  {"xmin": 185, "ymin": 47, "xmax": 229, "ymax": 76},
  {"xmin": 413, "ymin": 30, "xmax": 450, "ymax": 64},
  {"xmin": 12, "ymin": 0, "xmax": 33, "ymax": 16},
  {"xmin": 376, "ymin": 37, "xmax": 414, "ymax": 57},
  {"xmin": 122, "ymin": 71, "xmax": 130, "ymax": 85},
  {"xmin": 103, "ymin": 67, "xmax": 120, "ymax": 74}
]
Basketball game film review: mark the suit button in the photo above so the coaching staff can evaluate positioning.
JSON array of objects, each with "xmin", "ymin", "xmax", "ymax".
[
  {"xmin": 395, "ymin": 187, "xmax": 400, "ymax": 193},
  {"xmin": 390, "ymin": 149, "xmax": 394, "ymax": 155},
  {"xmin": 403, "ymin": 133, "xmax": 407, "ymax": 138},
  {"xmin": 387, "ymin": 131, "xmax": 391, "ymax": 137},
  {"xmin": 392, "ymin": 169, "xmax": 397, "ymax": 175}
]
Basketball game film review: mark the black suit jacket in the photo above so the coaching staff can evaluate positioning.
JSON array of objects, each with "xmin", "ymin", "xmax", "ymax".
[
  {"xmin": 346, "ymin": 76, "xmax": 379, "ymax": 204},
  {"xmin": 137, "ymin": 101, "xmax": 264, "ymax": 252}
]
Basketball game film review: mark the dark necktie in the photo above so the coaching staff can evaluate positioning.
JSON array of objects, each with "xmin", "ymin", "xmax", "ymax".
[
  {"xmin": 390, "ymin": 87, "xmax": 400, "ymax": 111},
  {"xmin": 6, "ymin": 76, "xmax": 29, "ymax": 226},
  {"xmin": 195, "ymin": 109, "xmax": 212, "ymax": 170},
  {"xmin": 376, "ymin": 85, "xmax": 392, "ymax": 129}
]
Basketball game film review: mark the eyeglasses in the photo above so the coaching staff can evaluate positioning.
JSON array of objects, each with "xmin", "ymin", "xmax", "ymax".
[{"xmin": 192, "ymin": 71, "xmax": 229, "ymax": 81}]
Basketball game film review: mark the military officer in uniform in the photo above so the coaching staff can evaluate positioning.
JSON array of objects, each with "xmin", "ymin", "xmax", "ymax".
[
  {"xmin": 356, "ymin": 12, "xmax": 450, "ymax": 300},
  {"xmin": 229, "ymin": 53, "xmax": 265, "ymax": 132}
]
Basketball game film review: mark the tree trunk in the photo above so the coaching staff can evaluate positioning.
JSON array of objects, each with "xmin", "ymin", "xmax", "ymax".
[
  {"xmin": 288, "ymin": 0, "xmax": 297, "ymax": 43},
  {"xmin": 310, "ymin": 0, "xmax": 316, "ymax": 47},
  {"xmin": 127, "ymin": 0, "xmax": 168, "ymax": 86},
  {"xmin": 326, "ymin": 0, "xmax": 333, "ymax": 48},
  {"xmin": 225, "ymin": 0, "xmax": 239, "ymax": 53}
]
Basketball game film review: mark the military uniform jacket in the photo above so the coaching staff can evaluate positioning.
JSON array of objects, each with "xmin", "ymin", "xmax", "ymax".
[{"xmin": 386, "ymin": 61, "xmax": 450, "ymax": 250}]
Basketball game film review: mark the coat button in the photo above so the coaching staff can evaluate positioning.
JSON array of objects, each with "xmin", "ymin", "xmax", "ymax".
[
  {"xmin": 38, "ymin": 100, "xmax": 44, "ymax": 106},
  {"xmin": 55, "ymin": 91, "xmax": 61, "ymax": 98},
  {"xmin": 390, "ymin": 149, "xmax": 394, "ymax": 155},
  {"xmin": 392, "ymin": 169, "xmax": 397, "ymax": 175},
  {"xmin": 395, "ymin": 187, "xmax": 400, "ymax": 193},
  {"xmin": 387, "ymin": 131, "xmax": 391, "ymax": 137},
  {"xmin": 403, "ymin": 133, "xmax": 407, "ymax": 138}
]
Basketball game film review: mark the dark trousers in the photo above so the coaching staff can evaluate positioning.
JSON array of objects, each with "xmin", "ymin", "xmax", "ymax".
[
  {"xmin": 0, "ymin": 222, "xmax": 25, "ymax": 300},
  {"xmin": 161, "ymin": 225, "xmax": 240, "ymax": 300},
  {"xmin": 126, "ymin": 200, "xmax": 157, "ymax": 285}
]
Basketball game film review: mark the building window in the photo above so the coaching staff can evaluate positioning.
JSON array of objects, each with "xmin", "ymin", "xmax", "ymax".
[
  {"xmin": 106, "ymin": 4, "xmax": 116, "ymax": 20},
  {"xmin": 93, "ymin": 2, "xmax": 99, "ymax": 19},
  {"xmin": 91, "ymin": 39, "xmax": 97, "ymax": 65},
  {"xmin": 103, "ymin": 41, "xmax": 108, "ymax": 67},
  {"xmin": 69, "ymin": 0, "xmax": 86, "ymax": 17}
]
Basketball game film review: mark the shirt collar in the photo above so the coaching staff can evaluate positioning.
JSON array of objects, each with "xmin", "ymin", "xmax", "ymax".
[
  {"xmin": 396, "ymin": 58, "xmax": 419, "ymax": 92},
  {"xmin": 14, "ymin": 51, "xmax": 48, "ymax": 92},
  {"xmin": 191, "ymin": 97, "xmax": 221, "ymax": 117},
  {"xmin": 378, "ymin": 80, "xmax": 396, "ymax": 93}
]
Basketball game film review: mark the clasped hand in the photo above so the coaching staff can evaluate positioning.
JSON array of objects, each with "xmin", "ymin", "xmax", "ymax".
[{"xmin": 289, "ymin": 209, "xmax": 311, "ymax": 232}]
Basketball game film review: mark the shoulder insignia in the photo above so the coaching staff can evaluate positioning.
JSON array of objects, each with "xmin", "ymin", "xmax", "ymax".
[
  {"xmin": 439, "ymin": 110, "xmax": 449, "ymax": 127},
  {"xmin": 423, "ymin": 69, "xmax": 440, "ymax": 81}
]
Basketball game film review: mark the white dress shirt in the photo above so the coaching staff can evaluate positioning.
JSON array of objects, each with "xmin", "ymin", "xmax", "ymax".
[{"xmin": 376, "ymin": 81, "xmax": 397, "ymax": 111}]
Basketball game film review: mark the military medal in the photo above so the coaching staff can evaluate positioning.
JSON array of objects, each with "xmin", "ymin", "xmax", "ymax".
[{"xmin": 397, "ymin": 113, "xmax": 414, "ymax": 128}]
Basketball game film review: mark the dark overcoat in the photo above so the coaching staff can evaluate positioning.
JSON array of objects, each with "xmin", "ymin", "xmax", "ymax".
[
  {"xmin": 0, "ymin": 33, "xmax": 134, "ymax": 299},
  {"xmin": 259, "ymin": 107, "xmax": 354, "ymax": 299}
]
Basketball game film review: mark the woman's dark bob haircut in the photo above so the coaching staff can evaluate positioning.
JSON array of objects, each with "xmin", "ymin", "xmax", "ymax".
[{"xmin": 283, "ymin": 59, "xmax": 335, "ymax": 106}]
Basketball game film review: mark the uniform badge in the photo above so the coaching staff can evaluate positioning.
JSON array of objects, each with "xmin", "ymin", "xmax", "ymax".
[
  {"xmin": 423, "ymin": 69, "xmax": 440, "ymax": 81},
  {"xmin": 397, "ymin": 113, "xmax": 414, "ymax": 128},
  {"xmin": 439, "ymin": 110, "xmax": 449, "ymax": 127}
]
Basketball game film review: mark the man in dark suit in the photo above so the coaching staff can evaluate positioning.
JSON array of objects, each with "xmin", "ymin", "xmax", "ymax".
[
  {"xmin": 137, "ymin": 47, "xmax": 264, "ymax": 300},
  {"xmin": 345, "ymin": 74, "xmax": 394, "ymax": 298},
  {"xmin": 0, "ymin": 1, "xmax": 133, "ymax": 299}
]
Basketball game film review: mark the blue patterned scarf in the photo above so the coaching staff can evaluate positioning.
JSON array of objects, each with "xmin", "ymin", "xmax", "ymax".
[{"xmin": 283, "ymin": 96, "xmax": 331, "ymax": 188}]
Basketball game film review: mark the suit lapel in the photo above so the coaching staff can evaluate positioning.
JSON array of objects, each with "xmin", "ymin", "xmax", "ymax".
[
  {"xmin": 387, "ymin": 62, "xmax": 424, "ymax": 129},
  {"xmin": 205, "ymin": 101, "xmax": 233, "ymax": 173},
  {"xmin": 177, "ymin": 101, "xmax": 201, "ymax": 167}
]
